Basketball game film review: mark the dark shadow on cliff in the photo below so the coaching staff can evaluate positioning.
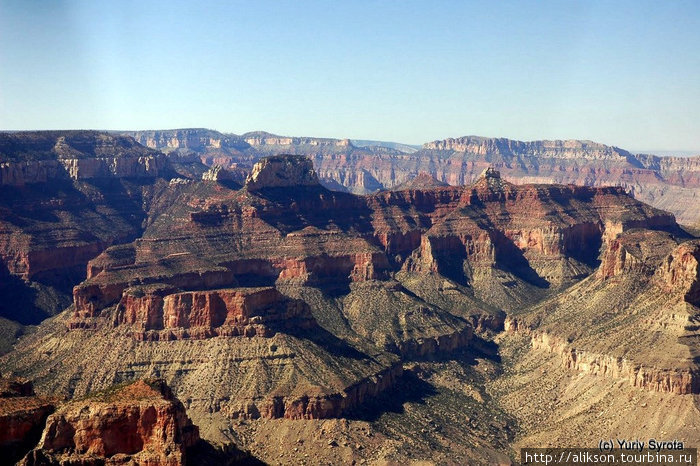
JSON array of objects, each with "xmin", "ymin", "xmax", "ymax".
[
  {"xmin": 188, "ymin": 440, "xmax": 266, "ymax": 466},
  {"xmin": 490, "ymin": 229, "xmax": 550, "ymax": 289},
  {"xmin": 0, "ymin": 177, "xmax": 151, "ymax": 326},
  {"xmin": 317, "ymin": 281, "xmax": 352, "ymax": 298},
  {"xmin": 251, "ymin": 186, "xmax": 375, "ymax": 235},
  {"xmin": 0, "ymin": 267, "xmax": 72, "ymax": 326},
  {"xmin": 430, "ymin": 249, "xmax": 470, "ymax": 286},
  {"xmin": 469, "ymin": 334, "xmax": 502, "ymax": 364},
  {"xmin": 344, "ymin": 368, "xmax": 438, "ymax": 422},
  {"xmin": 404, "ymin": 335, "xmax": 502, "ymax": 366},
  {"xmin": 217, "ymin": 179, "xmax": 243, "ymax": 191}
]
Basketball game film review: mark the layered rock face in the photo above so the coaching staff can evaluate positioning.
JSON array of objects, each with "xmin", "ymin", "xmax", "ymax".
[
  {"xmin": 21, "ymin": 379, "xmax": 199, "ymax": 466},
  {"xmin": 1, "ymin": 152, "xmax": 692, "ymax": 453},
  {"xmin": 422, "ymin": 136, "xmax": 628, "ymax": 159},
  {"xmin": 655, "ymin": 240, "xmax": 700, "ymax": 306},
  {"xmin": 201, "ymin": 164, "xmax": 239, "ymax": 183},
  {"xmin": 528, "ymin": 332, "xmax": 699, "ymax": 395},
  {"xmin": 507, "ymin": 229, "xmax": 700, "ymax": 394},
  {"xmin": 390, "ymin": 171, "xmax": 449, "ymax": 191},
  {"xmin": 243, "ymin": 132, "xmax": 352, "ymax": 149},
  {"xmin": 68, "ymin": 159, "xmax": 674, "ymax": 332},
  {"xmin": 0, "ymin": 131, "xmax": 166, "ymax": 185},
  {"xmin": 110, "ymin": 286, "xmax": 317, "ymax": 341},
  {"xmin": 0, "ymin": 131, "xmax": 181, "ymax": 329},
  {"xmin": 124, "ymin": 128, "xmax": 248, "ymax": 154},
  {"xmin": 245, "ymin": 153, "xmax": 319, "ymax": 190},
  {"xmin": 18, "ymin": 157, "xmax": 671, "ymax": 417}
]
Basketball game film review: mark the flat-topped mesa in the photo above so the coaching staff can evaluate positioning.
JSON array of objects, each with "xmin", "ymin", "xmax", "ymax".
[
  {"xmin": 124, "ymin": 128, "xmax": 249, "ymax": 152},
  {"xmin": 108, "ymin": 286, "xmax": 317, "ymax": 341},
  {"xmin": 21, "ymin": 379, "xmax": 199, "ymax": 466},
  {"xmin": 243, "ymin": 132, "xmax": 352, "ymax": 148},
  {"xmin": 655, "ymin": 240, "xmax": 700, "ymax": 306},
  {"xmin": 0, "ymin": 131, "xmax": 166, "ymax": 186},
  {"xmin": 422, "ymin": 136, "xmax": 628, "ymax": 160},
  {"xmin": 245, "ymin": 154, "xmax": 320, "ymax": 190}
]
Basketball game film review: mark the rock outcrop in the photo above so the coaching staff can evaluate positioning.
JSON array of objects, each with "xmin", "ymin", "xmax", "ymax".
[
  {"xmin": 2, "ymin": 151, "xmax": 696, "ymax": 462},
  {"xmin": 201, "ymin": 164, "xmax": 237, "ymax": 182},
  {"xmin": 0, "ymin": 131, "xmax": 223, "ymax": 342},
  {"xmin": 67, "ymin": 161, "xmax": 678, "ymax": 331},
  {"xmin": 226, "ymin": 362, "xmax": 403, "ymax": 420},
  {"xmin": 526, "ymin": 331, "xmax": 699, "ymax": 395},
  {"xmin": 655, "ymin": 240, "xmax": 700, "ymax": 306},
  {"xmin": 245, "ymin": 153, "xmax": 319, "ymax": 190},
  {"xmin": 507, "ymin": 228, "xmax": 700, "ymax": 395},
  {"xmin": 110, "ymin": 286, "xmax": 317, "ymax": 341},
  {"xmin": 391, "ymin": 171, "xmax": 449, "ymax": 191},
  {"xmin": 21, "ymin": 379, "xmax": 199, "ymax": 466},
  {"xmin": 422, "ymin": 136, "xmax": 627, "ymax": 159},
  {"xmin": 0, "ymin": 131, "xmax": 184, "ymax": 330}
]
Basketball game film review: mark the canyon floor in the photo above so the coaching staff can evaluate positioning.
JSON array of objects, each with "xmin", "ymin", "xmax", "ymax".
[{"xmin": 191, "ymin": 335, "xmax": 700, "ymax": 465}]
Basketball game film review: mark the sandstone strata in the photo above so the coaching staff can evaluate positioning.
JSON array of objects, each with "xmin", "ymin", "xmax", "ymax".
[
  {"xmin": 525, "ymin": 331, "xmax": 699, "ymax": 394},
  {"xmin": 0, "ymin": 131, "xmax": 182, "ymax": 330},
  {"xmin": 2, "ymin": 153, "xmax": 694, "ymax": 460},
  {"xmin": 507, "ymin": 231, "xmax": 700, "ymax": 394},
  {"xmin": 111, "ymin": 286, "xmax": 317, "ymax": 341},
  {"xmin": 21, "ymin": 379, "xmax": 199, "ymax": 466},
  {"xmin": 0, "ymin": 131, "xmax": 165, "ymax": 186},
  {"xmin": 245, "ymin": 153, "xmax": 319, "ymax": 190},
  {"xmin": 122, "ymin": 128, "xmax": 700, "ymax": 224},
  {"xmin": 655, "ymin": 240, "xmax": 700, "ymax": 306},
  {"xmin": 201, "ymin": 164, "xmax": 236, "ymax": 182}
]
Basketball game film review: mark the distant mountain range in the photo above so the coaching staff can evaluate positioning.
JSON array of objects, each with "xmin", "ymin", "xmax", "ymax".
[
  {"xmin": 350, "ymin": 139, "xmax": 421, "ymax": 153},
  {"xmin": 116, "ymin": 128, "xmax": 700, "ymax": 226}
]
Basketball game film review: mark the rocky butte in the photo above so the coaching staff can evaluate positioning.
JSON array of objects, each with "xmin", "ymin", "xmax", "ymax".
[
  {"xmin": 1, "ymin": 132, "xmax": 699, "ymax": 463},
  {"xmin": 20, "ymin": 379, "xmax": 200, "ymax": 466}
]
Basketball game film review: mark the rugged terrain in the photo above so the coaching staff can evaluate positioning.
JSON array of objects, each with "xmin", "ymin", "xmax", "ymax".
[
  {"xmin": 1, "ymin": 131, "xmax": 699, "ymax": 464},
  {"xmin": 0, "ymin": 131, "xmax": 180, "ymax": 333},
  {"xmin": 125, "ymin": 128, "xmax": 700, "ymax": 225},
  {"xmin": 0, "ymin": 377, "xmax": 204, "ymax": 465}
]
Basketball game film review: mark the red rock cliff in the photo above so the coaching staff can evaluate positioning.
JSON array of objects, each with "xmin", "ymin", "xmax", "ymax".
[
  {"xmin": 21, "ymin": 379, "xmax": 199, "ymax": 466},
  {"xmin": 110, "ymin": 286, "xmax": 317, "ymax": 341},
  {"xmin": 655, "ymin": 240, "xmax": 700, "ymax": 306}
]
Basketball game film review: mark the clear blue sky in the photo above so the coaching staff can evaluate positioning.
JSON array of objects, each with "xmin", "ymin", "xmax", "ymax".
[{"xmin": 1, "ymin": 1, "xmax": 699, "ymax": 152}]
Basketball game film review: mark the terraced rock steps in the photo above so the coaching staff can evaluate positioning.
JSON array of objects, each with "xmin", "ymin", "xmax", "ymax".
[
  {"xmin": 506, "ymin": 235, "xmax": 700, "ymax": 394},
  {"xmin": 2, "ymin": 151, "xmax": 694, "ymax": 460}
]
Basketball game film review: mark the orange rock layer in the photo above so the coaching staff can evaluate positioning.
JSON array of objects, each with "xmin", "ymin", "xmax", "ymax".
[
  {"xmin": 21, "ymin": 380, "xmax": 199, "ymax": 466},
  {"xmin": 72, "ymin": 287, "xmax": 317, "ymax": 341}
]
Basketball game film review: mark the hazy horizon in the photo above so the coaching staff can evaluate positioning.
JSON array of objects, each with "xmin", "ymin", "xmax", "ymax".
[
  {"xmin": 2, "ymin": 126, "xmax": 700, "ymax": 157},
  {"xmin": 1, "ymin": 1, "xmax": 699, "ymax": 152}
]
